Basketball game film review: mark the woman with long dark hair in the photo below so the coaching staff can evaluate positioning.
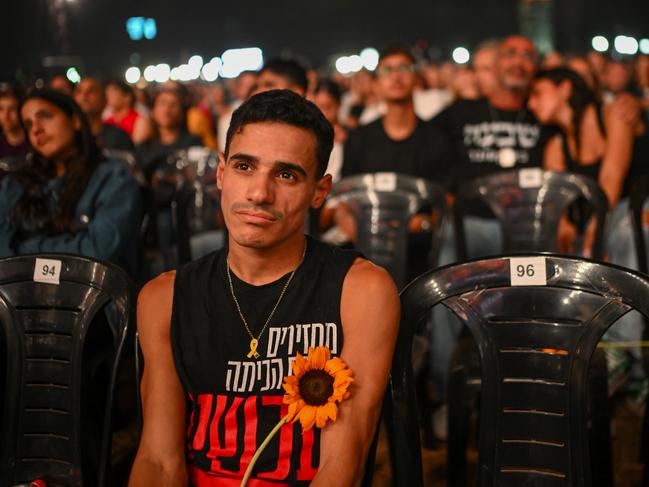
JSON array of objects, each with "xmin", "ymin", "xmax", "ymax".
[
  {"xmin": 0, "ymin": 89, "xmax": 142, "ymax": 274},
  {"xmin": 528, "ymin": 67, "xmax": 635, "ymax": 254}
]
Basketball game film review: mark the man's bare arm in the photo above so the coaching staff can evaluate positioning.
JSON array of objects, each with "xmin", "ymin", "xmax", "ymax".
[
  {"xmin": 312, "ymin": 259, "xmax": 400, "ymax": 487},
  {"xmin": 128, "ymin": 271, "xmax": 188, "ymax": 486}
]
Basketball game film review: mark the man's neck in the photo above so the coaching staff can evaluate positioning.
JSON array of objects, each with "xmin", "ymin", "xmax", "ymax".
[
  {"xmin": 4, "ymin": 128, "xmax": 24, "ymax": 145},
  {"xmin": 488, "ymin": 87, "xmax": 527, "ymax": 111},
  {"xmin": 382, "ymin": 99, "xmax": 417, "ymax": 141},
  {"xmin": 227, "ymin": 234, "xmax": 307, "ymax": 286},
  {"xmin": 88, "ymin": 115, "xmax": 103, "ymax": 136},
  {"xmin": 158, "ymin": 126, "xmax": 180, "ymax": 145}
]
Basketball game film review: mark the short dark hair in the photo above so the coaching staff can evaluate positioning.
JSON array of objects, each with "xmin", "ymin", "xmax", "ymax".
[
  {"xmin": 260, "ymin": 58, "xmax": 308, "ymax": 93},
  {"xmin": 105, "ymin": 79, "xmax": 135, "ymax": 103},
  {"xmin": 225, "ymin": 89, "xmax": 333, "ymax": 178},
  {"xmin": 315, "ymin": 79, "xmax": 342, "ymax": 104},
  {"xmin": 378, "ymin": 44, "xmax": 416, "ymax": 65}
]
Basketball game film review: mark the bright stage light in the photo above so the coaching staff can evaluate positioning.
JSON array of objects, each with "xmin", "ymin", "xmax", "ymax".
[
  {"xmin": 125, "ymin": 66, "xmax": 141, "ymax": 84},
  {"xmin": 66, "ymin": 67, "xmax": 81, "ymax": 84},
  {"xmin": 591, "ymin": 35, "xmax": 609, "ymax": 52},
  {"xmin": 640, "ymin": 39, "xmax": 649, "ymax": 55},
  {"xmin": 360, "ymin": 48, "xmax": 379, "ymax": 71},
  {"xmin": 452, "ymin": 47, "xmax": 470, "ymax": 64},
  {"xmin": 614, "ymin": 35, "xmax": 638, "ymax": 55}
]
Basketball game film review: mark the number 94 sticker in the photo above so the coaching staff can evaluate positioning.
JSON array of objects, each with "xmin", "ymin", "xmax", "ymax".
[
  {"xmin": 33, "ymin": 258, "xmax": 62, "ymax": 285},
  {"xmin": 509, "ymin": 257, "xmax": 547, "ymax": 286}
]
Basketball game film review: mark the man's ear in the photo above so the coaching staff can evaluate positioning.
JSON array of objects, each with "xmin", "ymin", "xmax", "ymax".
[
  {"xmin": 217, "ymin": 151, "xmax": 226, "ymax": 191},
  {"xmin": 311, "ymin": 173, "xmax": 332, "ymax": 209},
  {"xmin": 72, "ymin": 115, "xmax": 82, "ymax": 131}
]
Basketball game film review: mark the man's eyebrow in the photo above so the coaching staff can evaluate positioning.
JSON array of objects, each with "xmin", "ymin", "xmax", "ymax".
[
  {"xmin": 276, "ymin": 161, "xmax": 308, "ymax": 178},
  {"xmin": 228, "ymin": 152, "xmax": 259, "ymax": 163}
]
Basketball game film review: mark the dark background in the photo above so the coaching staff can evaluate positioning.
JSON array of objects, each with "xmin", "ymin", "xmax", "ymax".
[{"xmin": 3, "ymin": 0, "xmax": 649, "ymax": 81}]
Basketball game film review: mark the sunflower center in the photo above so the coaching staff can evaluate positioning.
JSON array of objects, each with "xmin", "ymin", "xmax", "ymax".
[{"xmin": 298, "ymin": 369, "xmax": 334, "ymax": 406}]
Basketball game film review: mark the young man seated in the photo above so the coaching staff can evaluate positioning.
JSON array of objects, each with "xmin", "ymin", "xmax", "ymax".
[{"xmin": 129, "ymin": 89, "xmax": 400, "ymax": 486}]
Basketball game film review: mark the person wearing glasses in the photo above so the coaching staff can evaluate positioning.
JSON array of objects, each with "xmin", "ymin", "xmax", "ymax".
[{"xmin": 328, "ymin": 46, "xmax": 451, "ymax": 279}]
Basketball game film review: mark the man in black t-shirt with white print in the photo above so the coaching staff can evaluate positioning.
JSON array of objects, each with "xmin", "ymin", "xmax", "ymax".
[{"xmin": 433, "ymin": 35, "xmax": 547, "ymax": 203}]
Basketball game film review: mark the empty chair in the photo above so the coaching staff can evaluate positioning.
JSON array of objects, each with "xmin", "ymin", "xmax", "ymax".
[
  {"xmin": 0, "ymin": 254, "xmax": 133, "ymax": 487},
  {"xmin": 394, "ymin": 254, "xmax": 649, "ymax": 486},
  {"xmin": 328, "ymin": 172, "xmax": 447, "ymax": 288},
  {"xmin": 453, "ymin": 169, "xmax": 608, "ymax": 260}
]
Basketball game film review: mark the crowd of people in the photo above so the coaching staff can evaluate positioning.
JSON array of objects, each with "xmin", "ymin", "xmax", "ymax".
[{"xmin": 2, "ymin": 34, "xmax": 649, "ymax": 484}]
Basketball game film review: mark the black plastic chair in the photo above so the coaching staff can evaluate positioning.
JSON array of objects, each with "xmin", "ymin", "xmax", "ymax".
[
  {"xmin": 453, "ymin": 169, "xmax": 609, "ymax": 261},
  {"xmin": 628, "ymin": 177, "xmax": 649, "ymax": 486},
  {"xmin": 394, "ymin": 254, "xmax": 649, "ymax": 486},
  {"xmin": 155, "ymin": 147, "xmax": 223, "ymax": 267},
  {"xmin": 328, "ymin": 173, "xmax": 448, "ymax": 288},
  {"xmin": 630, "ymin": 176, "xmax": 649, "ymax": 275},
  {"xmin": 0, "ymin": 254, "xmax": 133, "ymax": 487}
]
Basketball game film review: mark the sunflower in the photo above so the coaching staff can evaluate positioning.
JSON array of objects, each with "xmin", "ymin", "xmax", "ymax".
[{"xmin": 283, "ymin": 346, "xmax": 354, "ymax": 431}]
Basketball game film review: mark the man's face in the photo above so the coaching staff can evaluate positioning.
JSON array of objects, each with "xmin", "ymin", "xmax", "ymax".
[
  {"xmin": 375, "ymin": 53, "xmax": 416, "ymax": 103},
  {"xmin": 234, "ymin": 72, "xmax": 258, "ymax": 101},
  {"xmin": 495, "ymin": 36, "xmax": 538, "ymax": 93},
  {"xmin": 74, "ymin": 78, "xmax": 106, "ymax": 117},
  {"xmin": 472, "ymin": 47, "xmax": 497, "ymax": 97},
  {"xmin": 217, "ymin": 122, "xmax": 330, "ymax": 250},
  {"xmin": 314, "ymin": 91, "xmax": 339, "ymax": 125},
  {"xmin": 0, "ymin": 96, "xmax": 20, "ymax": 133},
  {"xmin": 604, "ymin": 61, "xmax": 632, "ymax": 94},
  {"xmin": 253, "ymin": 71, "xmax": 304, "ymax": 97},
  {"xmin": 152, "ymin": 91, "xmax": 183, "ymax": 130},
  {"xmin": 105, "ymin": 85, "xmax": 131, "ymax": 111}
]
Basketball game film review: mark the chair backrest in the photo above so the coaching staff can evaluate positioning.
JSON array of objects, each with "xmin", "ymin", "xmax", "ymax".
[
  {"xmin": 0, "ymin": 254, "xmax": 133, "ymax": 487},
  {"xmin": 328, "ymin": 173, "xmax": 447, "ymax": 288},
  {"xmin": 453, "ymin": 169, "xmax": 608, "ymax": 260},
  {"xmin": 103, "ymin": 148, "xmax": 147, "ymax": 187},
  {"xmin": 391, "ymin": 254, "xmax": 649, "ymax": 486},
  {"xmin": 629, "ymin": 175, "xmax": 649, "ymax": 274},
  {"xmin": 155, "ymin": 147, "xmax": 223, "ymax": 265}
]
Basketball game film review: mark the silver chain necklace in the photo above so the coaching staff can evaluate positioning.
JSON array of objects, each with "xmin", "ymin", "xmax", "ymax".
[{"xmin": 226, "ymin": 239, "xmax": 307, "ymax": 360}]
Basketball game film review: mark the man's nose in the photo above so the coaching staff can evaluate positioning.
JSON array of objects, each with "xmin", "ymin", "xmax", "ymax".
[{"xmin": 246, "ymin": 173, "xmax": 274, "ymax": 204}]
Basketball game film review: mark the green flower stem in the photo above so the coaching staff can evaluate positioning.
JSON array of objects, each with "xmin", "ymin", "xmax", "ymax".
[{"xmin": 240, "ymin": 414, "xmax": 290, "ymax": 487}]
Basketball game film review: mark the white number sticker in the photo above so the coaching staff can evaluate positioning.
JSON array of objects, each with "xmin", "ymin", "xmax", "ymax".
[
  {"xmin": 510, "ymin": 257, "xmax": 547, "ymax": 286},
  {"xmin": 518, "ymin": 168, "xmax": 544, "ymax": 189},
  {"xmin": 34, "ymin": 258, "xmax": 62, "ymax": 285},
  {"xmin": 374, "ymin": 173, "xmax": 396, "ymax": 192}
]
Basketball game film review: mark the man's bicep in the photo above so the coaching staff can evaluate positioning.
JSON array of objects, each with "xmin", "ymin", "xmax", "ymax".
[
  {"xmin": 339, "ymin": 261, "xmax": 399, "ymax": 405},
  {"xmin": 316, "ymin": 261, "xmax": 399, "ymax": 485},
  {"xmin": 136, "ymin": 274, "xmax": 187, "ymax": 463}
]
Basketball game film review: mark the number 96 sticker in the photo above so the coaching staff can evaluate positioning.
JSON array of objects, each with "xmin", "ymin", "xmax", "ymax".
[
  {"xmin": 33, "ymin": 258, "xmax": 62, "ymax": 285},
  {"xmin": 509, "ymin": 257, "xmax": 547, "ymax": 286}
]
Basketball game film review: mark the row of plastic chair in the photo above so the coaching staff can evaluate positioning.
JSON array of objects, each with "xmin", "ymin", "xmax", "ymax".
[{"xmin": 4, "ymin": 252, "xmax": 649, "ymax": 486}]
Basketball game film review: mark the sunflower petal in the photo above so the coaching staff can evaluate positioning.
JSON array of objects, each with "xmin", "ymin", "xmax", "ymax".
[
  {"xmin": 292, "ymin": 352, "xmax": 306, "ymax": 377},
  {"xmin": 286, "ymin": 398, "xmax": 305, "ymax": 421},
  {"xmin": 324, "ymin": 357, "xmax": 348, "ymax": 375},
  {"xmin": 315, "ymin": 402, "xmax": 338, "ymax": 428},
  {"xmin": 298, "ymin": 405, "xmax": 317, "ymax": 431}
]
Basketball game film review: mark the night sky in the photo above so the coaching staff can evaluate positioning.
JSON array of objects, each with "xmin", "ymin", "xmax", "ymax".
[{"xmin": 3, "ymin": 0, "xmax": 649, "ymax": 81}]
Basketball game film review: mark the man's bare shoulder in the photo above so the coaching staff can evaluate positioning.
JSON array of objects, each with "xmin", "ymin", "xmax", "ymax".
[
  {"xmin": 137, "ymin": 271, "xmax": 176, "ymax": 336},
  {"xmin": 343, "ymin": 257, "xmax": 399, "ymax": 307},
  {"xmin": 139, "ymin": 271, "xmax": 176, "ymax": 304}
]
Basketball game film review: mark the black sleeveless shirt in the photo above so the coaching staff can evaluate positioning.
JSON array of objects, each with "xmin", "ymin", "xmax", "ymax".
[{"xmin": 171, "ymin": 236, "xmax": 361, "ymax": 486}]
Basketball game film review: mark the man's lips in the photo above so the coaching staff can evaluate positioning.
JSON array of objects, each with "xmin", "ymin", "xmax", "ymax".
[
  {"xmin": 235, "ymin": 210, "xmax": 277, "ymax": 224},
  {"xmin": 34, "ymin": 136, "xmax": 49, "ymax": 147}
]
